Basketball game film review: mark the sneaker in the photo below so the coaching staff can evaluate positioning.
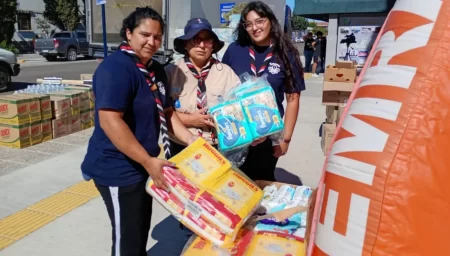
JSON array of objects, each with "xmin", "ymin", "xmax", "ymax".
[{"xmin": 312, "ymin": 73, "xmax": 320, "ymax": 77}]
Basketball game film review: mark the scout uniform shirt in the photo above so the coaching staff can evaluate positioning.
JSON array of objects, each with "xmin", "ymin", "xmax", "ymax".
[
  {"xmin": 165, "ymin": 58, "xmax": 241, "ymax": 145},
  {"xmin": 81, "ymin": 50, "xmax": 171, "ymax": 187}
]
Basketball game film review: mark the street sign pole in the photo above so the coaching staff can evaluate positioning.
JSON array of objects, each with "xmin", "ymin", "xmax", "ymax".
[
  {"xmin": 96, "ymin": 0, "xmax": 108, "ymax": 58},
  {"xmin": 101, "ymin": 4, "xmax": 107, "ymax": 58}
]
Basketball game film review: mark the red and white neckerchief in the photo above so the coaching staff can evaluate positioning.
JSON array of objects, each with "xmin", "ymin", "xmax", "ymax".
[
  {"xmin": 184, "ymin": 56, "xmax": 217, "ymax": 141},
  {"xmin": 119, "ymin": 41, "xmax": 171, "ymax": 159},
  {"xmin": 249, "ymin": 43, "xmax": 274, "ymax": 77}
]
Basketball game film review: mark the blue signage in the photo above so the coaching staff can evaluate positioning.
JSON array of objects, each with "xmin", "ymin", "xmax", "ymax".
[
  {"xmin": 96, "ymin": 0, "xmax": 106, "ymax": 5},
  {"xmin": 220, "ymin": 3, "xmax": 236, "ymax": 24}
]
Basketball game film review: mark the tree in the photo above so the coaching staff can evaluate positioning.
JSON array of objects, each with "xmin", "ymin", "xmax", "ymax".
[
  {"xmin": 0, "ymin": 0, "xmax": 19, "ymax": 44},
  {"xmin": 291, "ymin": 16, "xmax": 309, "ymax": 31},
  {"xmin": 36, "ymin": 17, "xmax": 52, "ymax": 35},
  {"xmin": 43, "ymin": 0, "xmax": 80, "ymax": 31}
]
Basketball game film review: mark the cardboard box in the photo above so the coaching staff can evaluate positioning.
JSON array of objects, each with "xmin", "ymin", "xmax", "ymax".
[
  {"xmin": 21, "ymin": 93, "xmax": 52, "ymax": 120},
  {"xmin": 64, "ymin": 85, "xmax": 95, "ymax": 108},
  {"xmin": 29, "ymin": 120, "xmax": 42, "ymax": 146},
  {"xmin": 64, "ymin": 87, "xmax": 91, "ymax": 111},
  {"xmin": 321, "ymin": 123, "xmax": 336, "ymax": 155},
  {"xmin": 68, "ymin": 114, "xmax": 81, "ymax": 134},
  {"xmin": 80, "ymin": 109, "xmax": 93, "ymax": 129},
  {"xmin": 0, "ymin": 123, "xmax": 31, "ymax": 148},
  {"xmin": 0, "ymin": 96, "xmax": 29, "ymax": 125},
  {"xmin": 325, "ymin": 106, "xmax": 345, "ymax": 124},
  {"xmin": 335, "ymin": 60, "xmax": 355, "ymax": 69},
  {"xmin": 46, "ymin": 91, "xmax": 81, "ymax": 115},
  {"xmin": 50, "ymin": 96, "xmax": 71, "ymax": 119},
  {"xmin": 52, "ymin": 117, "xmax": 68, "ymax": 139},
  {"xmin": 6, "ymin": 94, "xmax": 42, "ymax": 123},
  {"xmin": 322, "ymin": 81, "xmax": 353, "ymax": 106},
  {"xmin": 80, "ymin": 74, "xmax": 93, "ymax": 81},
  {"xmin": 41, "ymin": 119, "xmax": 52, "ymax": 142},
  {"xmin": 324, "ymin": 65, "xmax": 356, "ymax": 83}
]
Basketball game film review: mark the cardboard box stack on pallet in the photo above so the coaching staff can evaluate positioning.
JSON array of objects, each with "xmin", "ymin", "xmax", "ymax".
[
  {"xmin": 320, "ymin": 60, "xmax": 357, "ymax": 155},
  {"xmin": 0, "ymin": 74, "xmax": 95, "ymax": 149}
]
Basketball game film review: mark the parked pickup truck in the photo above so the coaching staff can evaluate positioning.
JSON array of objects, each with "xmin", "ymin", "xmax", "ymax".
[{"xmin": 34, "ymin": 31, "xmax": 89, "ymax": 61}]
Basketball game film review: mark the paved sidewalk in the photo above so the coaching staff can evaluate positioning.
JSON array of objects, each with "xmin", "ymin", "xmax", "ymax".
[
  {"xmin": 0, "ymin": 75, "xmax": 326, "ymax": 256},
  {"xmin": 17, "ymin": 53, "xmax": 45, "ymax": 63}
]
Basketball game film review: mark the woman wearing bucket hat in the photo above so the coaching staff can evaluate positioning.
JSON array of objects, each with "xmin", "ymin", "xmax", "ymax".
[
  {"xmin": 164, "ymin": 17, "xmax": 241, "ymax": 241},
  {"xmin": 165, "ymin": 18, "xmax": 241, "ymax": 156},
  {"xmin": 222, "ymin": 1, "xmax": 305, "ymax": 182}
]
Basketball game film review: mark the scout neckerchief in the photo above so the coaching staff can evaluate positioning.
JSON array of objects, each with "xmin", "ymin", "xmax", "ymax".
[
  {"xmin": 119, "ymin": 42, "xmax": 171, "ymax": 159},
  {"xmin": 249, "ymin": 43, "xmax": 274, "ymax": 77},
  {"xmin": 184, "ymin": 56, "xmax": 217, "ymax": 142}
]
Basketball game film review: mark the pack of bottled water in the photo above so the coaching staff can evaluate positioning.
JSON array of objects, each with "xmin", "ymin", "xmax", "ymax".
[
  {"xmin": 14, "ymin": 77, "xmax": 69, "ymax": 95},
  {"xmin": 14, "ymin": 83, "xmax": 70, "ymax": 95}
]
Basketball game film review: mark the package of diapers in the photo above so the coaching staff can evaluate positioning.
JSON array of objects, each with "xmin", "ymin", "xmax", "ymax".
[
  {"xmin": 254, "ymin": 183, "xmax": 312, "ymax": 238},
  {"xmin": 210, "ymin": 100, "xmax": 253, "ymax": 152},
  {"xmin": 147, "ymin": 137, "xmax": 263, "ymax": 247},
  {"xmin": 146, "ymin": 178, "xmax": 235, "ymax": 247},
  {"xmin": 243, "ymin": 231, "xmax": 306, "ymax": 256},
  {"xmin": 240, "ymin": 86, "xmax": 284, "ymax": 139},
  {"xmin": 181, "ymin": 229, "xmax": 253, "ymax": 256}
]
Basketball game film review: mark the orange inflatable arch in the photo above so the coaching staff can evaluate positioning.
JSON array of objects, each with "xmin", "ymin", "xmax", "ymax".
[{"xmin": 308, "ymin": 0, "xmax": 450, "ymax": 255}]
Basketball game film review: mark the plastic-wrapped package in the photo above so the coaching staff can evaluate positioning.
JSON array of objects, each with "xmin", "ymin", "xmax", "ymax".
[
  {"xmin": 146, "ymin": 137, "xmax": 263, "ymax": 247},
  {"xmin": 244, "ymin": 231, "xmax": 306, "ymax": 256},
  {"xmin": 181, "ymin": 229, "xmax": 253, "ymax": 256},
  {"xmin": 254, "ymin": 183, "xmax": 312, "ymax": 238},
  {"xmin": 210, "ymin": 73, "xmax": 284, "ymax": 163},
  {"xmin": 210, "ymin": 100, "xmax": 254, "ymax": 152},
  {"xmin": 239, "ymin": 86, "xmax": 284, "ymax": 140}
]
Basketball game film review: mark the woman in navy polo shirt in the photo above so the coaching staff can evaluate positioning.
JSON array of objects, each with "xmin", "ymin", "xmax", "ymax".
[
  {"xmin": 222, "ymin": 1, "xmax": 305, "ymax": 181},
  {"xmin": 81, "ymin": 7, "xmax": 196, "ymax": 256}
]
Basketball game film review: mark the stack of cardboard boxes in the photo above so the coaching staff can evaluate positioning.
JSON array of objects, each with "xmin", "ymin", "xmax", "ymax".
[
  {"xmin": 46, "ymin": 84, "xmax": 95, "ymax": 139},
  {"xmin": 0, "ymin": 74, "xmax": 95, "ymax": 149},
  {"xmin": 320, "ymin": 60, "xmax": 357, "ymax": 155},
  {"xmin": 0, "ymin": 94, "xmax": 52, "ymax": 148}
]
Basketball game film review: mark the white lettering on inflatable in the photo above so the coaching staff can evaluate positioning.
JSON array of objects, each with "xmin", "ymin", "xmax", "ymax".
[
  {"xmin": 360, "ymin": 1, "xmax": 441, "ymax": 89},
  {"xmin": 314, "ymin": 1, "xmax": 440, "ymax": 255},
  {"xmin": 316, "ymin": 185, "xmax": 369, "ymax": 256},
  {"xmin": 328, "ymin": 98, "xmax": 401, "ymax": 186}
]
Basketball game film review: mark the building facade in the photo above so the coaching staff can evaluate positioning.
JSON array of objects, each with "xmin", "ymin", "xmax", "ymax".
[{"xmin": 15, "ymin": 0, "xmax": 85, "ymax": 36}]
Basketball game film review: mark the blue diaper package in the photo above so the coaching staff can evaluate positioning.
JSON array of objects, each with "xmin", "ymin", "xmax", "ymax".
[
  {"xmin": 210, "ymin": 100, "xmax": 254, "ymax": 152},
  {"xmin": 240, "ymin": 86, "xmax": 284, "ymax": 139}
]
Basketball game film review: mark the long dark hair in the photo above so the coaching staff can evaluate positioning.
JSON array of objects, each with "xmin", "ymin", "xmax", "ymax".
[
  {"xmin": 235, "ymin": 1, "xmax": 303, "ymax": 92},
  {"xmin": 119, "ymin": 7, "xmax": 165, "ymax": 41}
]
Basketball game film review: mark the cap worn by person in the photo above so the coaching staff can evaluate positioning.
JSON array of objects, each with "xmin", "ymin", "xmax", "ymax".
[{"xmin": 174, "ymin": 18, "xmax": 225, "ymax": 54}]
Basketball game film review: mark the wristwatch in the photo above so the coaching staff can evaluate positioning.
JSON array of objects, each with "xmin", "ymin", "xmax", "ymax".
[{"xmin": 283, "ymin": 138, "xmax": 291, "ymax": 143}]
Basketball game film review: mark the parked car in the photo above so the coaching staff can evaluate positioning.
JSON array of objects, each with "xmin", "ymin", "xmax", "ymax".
[
  {"xmin": 34, "ymin": 31, "xmax": 89, "ymax": 61},
  {"xmin": 0, "ymin": 49, "xmax": 20, "ymax": 92}
]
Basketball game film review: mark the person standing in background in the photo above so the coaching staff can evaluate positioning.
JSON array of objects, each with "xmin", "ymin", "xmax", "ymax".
[
  {"xmin": 222, "ymin": 1, "xmax": 305, "ymax": 182},
  {"xmin": 320, "ymin": 34, "xmax": 327, "ymax": 72},
  {"xmin": 311, "ymin": 30, "xmax": 323, "ymax": 77},
  {"xmin": 303, "ymin": 32, "xmax": 315, "ymax": 72}
]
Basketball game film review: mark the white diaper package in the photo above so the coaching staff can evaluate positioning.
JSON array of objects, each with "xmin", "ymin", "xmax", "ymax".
[{"xmin": 254, "ymin": 184, "xmax": 313, "ymax": 238}]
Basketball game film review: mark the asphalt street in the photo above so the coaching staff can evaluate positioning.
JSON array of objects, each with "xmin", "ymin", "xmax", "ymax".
[{"xmin": 6, "ymin": 60, "xmax": 99, "ymax": 93}]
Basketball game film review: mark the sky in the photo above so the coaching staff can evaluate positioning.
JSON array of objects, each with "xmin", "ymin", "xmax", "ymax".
[{"xmin": 287, "ymin": 0, "xmax": 295, "ymax": 9}]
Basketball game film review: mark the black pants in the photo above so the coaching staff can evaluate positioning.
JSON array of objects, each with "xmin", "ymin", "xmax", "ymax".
[
  {"xmin": 240, "ymin": 138, "xmax": 278, "ymax": 181},
  {"xmin": 95, "ymin": 180, "xmax": 153, "ymax": 256}
]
